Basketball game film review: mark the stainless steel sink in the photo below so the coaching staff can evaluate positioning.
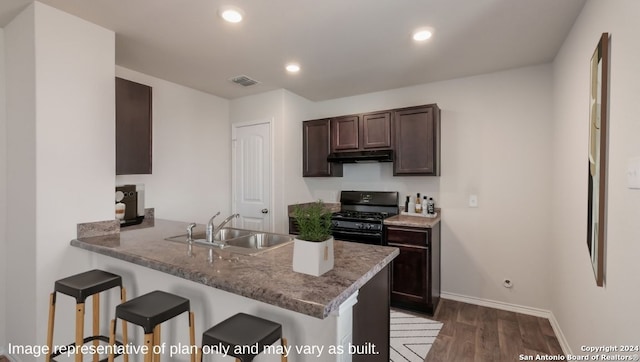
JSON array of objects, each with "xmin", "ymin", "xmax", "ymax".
[
  {"xmin": 165, "ymin": 227, "xmax": 293, "ymax": 255},
  {"xmin": 226, "ymin": 233, "xmax": 293, "ymax": 250},
  {"xmin": 216, "ymin": 227, "xmax": 253, "ymax": 241},
  {"xmin": 165, "ymin": 227, "xmax": 252, "ymax": 243}
]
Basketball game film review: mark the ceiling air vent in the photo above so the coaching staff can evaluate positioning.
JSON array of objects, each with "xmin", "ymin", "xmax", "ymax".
[{"xmin": 229, "ymin": 75, "xmax": 260, "ymax": 87}]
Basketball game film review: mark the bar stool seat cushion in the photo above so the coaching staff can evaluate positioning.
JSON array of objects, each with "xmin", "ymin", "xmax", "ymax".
[
  {"xmin": 202, "ymin": 313, "xmax": 282, "ymax": 360},
  {"xmin": 54, "ymin": 269, "xmax": 122, "ymax": 303},
  {"xmin": 116, "ymin": 290, "xmax": 190, "ymax": 334}
]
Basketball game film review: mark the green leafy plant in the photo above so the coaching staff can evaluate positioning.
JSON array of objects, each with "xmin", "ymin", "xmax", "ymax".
[{"xmin": 293, "ymin": 200, "xmax": 333, "ymax": 242}]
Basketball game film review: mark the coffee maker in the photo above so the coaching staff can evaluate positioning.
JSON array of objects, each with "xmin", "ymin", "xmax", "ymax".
[{"xmin": 116, "ymin": 184, "xmax": 144, "ymax": 225}]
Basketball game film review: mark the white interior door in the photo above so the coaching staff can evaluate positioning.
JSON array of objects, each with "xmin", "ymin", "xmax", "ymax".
[{"xmin": 232, "ymin": 121, "xmax": 272, "ymax": 231}]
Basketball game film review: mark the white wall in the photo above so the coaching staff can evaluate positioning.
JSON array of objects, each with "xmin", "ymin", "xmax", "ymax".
[
  {"xmin": 35, "ymin": 0, "xmax": 116, "ymax": 350},
  {"xmin": 550, "ymin": 0, "xmax": 640, "ymax": 353},
  {"xmin": 281, "ymin": 90, "xmax": 317, "ymax": 206},
  {"xmin": 296, "ymin": 65, "xmax": 554, "ymax": 310},
  {"xmin": 115, "ymin": 67, "xmax": 230, "ymax": 224},
  {"xmin": 5, "ymin": 3, "xmax": 116, "ymax": 359},
  {"xmin": 0, "ymin": 27, "xmax": 8, "ymax": 351},
  {"xmin": 4, "ymin": 4, "xmax": 38, "ymax": 352}
]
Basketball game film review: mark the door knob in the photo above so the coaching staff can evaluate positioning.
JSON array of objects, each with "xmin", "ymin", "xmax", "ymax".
[{"xmin": 261, "ymin": 208, "xmax": 269, "ymax": 214}]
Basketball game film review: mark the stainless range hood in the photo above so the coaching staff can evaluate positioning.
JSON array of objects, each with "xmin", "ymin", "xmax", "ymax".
[{"xmin": 327, "ymin": 150, "xmax": 394, "ymax": 163}]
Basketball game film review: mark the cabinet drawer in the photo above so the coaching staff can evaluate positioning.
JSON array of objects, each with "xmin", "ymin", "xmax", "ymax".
[{"xmin": 386, "ymin": 227, "xmax": 429, "ymax": 247}]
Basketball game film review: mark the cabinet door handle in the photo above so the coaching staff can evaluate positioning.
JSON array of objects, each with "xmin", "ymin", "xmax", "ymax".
[
  {"xmin": 388, "ymin": 242, "xmax": 428, "ymax": 250},
  {"xmin": 261, "ymin": 208, "xmax": 269, "ymax": 214}
]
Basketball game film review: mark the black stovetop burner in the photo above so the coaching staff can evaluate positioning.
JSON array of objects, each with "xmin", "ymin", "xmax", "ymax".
[
  {"xmin": 335, "ymin": 191, "xmax": 399, "ymax": 219},
  {"xmin": 332, "ymin": 210, "xmax": 390, "ymax": 221}
]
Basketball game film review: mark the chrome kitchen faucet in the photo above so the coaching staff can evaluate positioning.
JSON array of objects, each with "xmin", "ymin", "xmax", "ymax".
[
  {"xmin": 206, "ymin": 212, "xmax": 240, "ymax": 243},
  {"xmin": 205, "ymin": 211, "xmax": 221, "ymax": 243}
]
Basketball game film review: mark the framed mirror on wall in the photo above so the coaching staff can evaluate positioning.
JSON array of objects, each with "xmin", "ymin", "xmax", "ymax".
[{"xmin": 587, "ymin": 32, "xmax": 610, "ymax": 287}]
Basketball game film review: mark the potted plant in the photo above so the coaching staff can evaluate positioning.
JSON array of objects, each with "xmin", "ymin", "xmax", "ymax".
[{"xmin": 292, "ymin": 200, "xmax": 334, "ymax": 276}]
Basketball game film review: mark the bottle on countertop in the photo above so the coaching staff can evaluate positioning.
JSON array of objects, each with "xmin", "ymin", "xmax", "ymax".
[
  {"xmin": 427, "ymin": 197, "xmax": 435, "ymax": 215},
  {"xmin": 408, "ymin": 196, "xmax": 415, "ymax": 215},
  {"xmin": 415, "ymin": 194, "xmax": 422, "ymax": 214},
  {"xmin": 404, "ymin": 195, "xmax": 410, "ymax": 212},
  {"xmin": 422, "ymin": 196, "xmax": 428, "ymax": 215}
]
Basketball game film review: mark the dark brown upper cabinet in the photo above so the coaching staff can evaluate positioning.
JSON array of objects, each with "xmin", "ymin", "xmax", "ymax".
[
  {"xmin": 116, "ymin": 77, "xmax": 152, "ymax": 175},
  {"xmin": 331, "ymin": 116, "xmax": 359, "ymax": 152},
  {"xmin": 303, "ymin": 119, "xmax": 343, "ymax": 177},
  {"xmin": 361, "ymin": 111, "xmax": 392, "ymax": 149},
  {"xmin": 393, "ymin": 104, "xmax": 440, "ymax": 176},
  {"xmin": 330, "ymin": 112, "xmax": 392, "ymax": 153},
  {"xmin": 303, "ymin": 104, "xmax": 439, "ymax": 177}
]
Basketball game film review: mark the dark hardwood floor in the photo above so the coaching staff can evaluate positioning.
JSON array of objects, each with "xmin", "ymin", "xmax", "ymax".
[{"xmin": 425, "ymin": 299, "xmax": 563, "ymax": 362}]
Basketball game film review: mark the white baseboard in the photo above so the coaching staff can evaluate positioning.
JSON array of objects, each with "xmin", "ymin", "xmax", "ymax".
[
  {"xmin": 547, "ymin": 311, "xmax": 573, "ymax": 356},
  {"xmin": 440, "ymin": 292, "xmax": 572, "ymax": 355}
]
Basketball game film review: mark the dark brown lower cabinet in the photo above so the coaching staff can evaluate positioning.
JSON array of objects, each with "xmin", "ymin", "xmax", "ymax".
[
  {"xmin": 352, "ymin": 265, "xmax": 390, "ymax": 362},
  {"xmin": 385, "ymin": 224, "xmax": 440, "ymax": 315}
]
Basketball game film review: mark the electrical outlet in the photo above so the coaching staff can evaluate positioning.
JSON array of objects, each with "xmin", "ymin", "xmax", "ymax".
[
  {"xmin": 469, "ymin": 194, "xmax": 478, "ymax": 207},
  {"xmin": 628, "ymin": 157, "xmax": 640, "ymax": 189}
]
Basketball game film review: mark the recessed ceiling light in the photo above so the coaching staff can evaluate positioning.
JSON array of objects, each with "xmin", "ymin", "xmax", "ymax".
[
  {"xmin": 286, "ymin": 63, "xmax": 301, "ymax": 73},
  {"xmin": 219, "ymin": 7, "xmax": 244, "ymax": 23},
  {"xmin": 413, "ymin": 29, "xmax": 433, "ymax": 42}
]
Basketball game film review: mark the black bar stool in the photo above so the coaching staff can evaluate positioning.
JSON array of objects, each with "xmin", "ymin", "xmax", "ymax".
[
  {"xmin": 46, "ymin": 269, "xmax": 128, "ymax": 362},
  {"xmin": 108, "ymin": 290, "xmax": 196, "ymax": 362},
  {"xmin": 199, "ymin": 313, "xmax": 288, "ymax": 362}
]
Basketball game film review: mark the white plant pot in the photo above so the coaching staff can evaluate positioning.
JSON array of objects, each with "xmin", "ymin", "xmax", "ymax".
[{"xmin": 292, "ymin": 236, "xmax": 334, "ymax": 276}]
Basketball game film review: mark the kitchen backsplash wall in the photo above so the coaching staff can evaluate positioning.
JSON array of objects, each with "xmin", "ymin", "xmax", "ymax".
[{"xmin": 305, "ymin": 162, "xmax": 440, "ymax": 206}]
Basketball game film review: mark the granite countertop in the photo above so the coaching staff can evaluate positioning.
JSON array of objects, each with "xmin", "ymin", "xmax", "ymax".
[
  {"xmin": 384, "ymin": 211, "xmax": 441, "ymax": 228},
  {"xmin": 71, "ymin": 219, "xmax": 398, "ymax": 319}
]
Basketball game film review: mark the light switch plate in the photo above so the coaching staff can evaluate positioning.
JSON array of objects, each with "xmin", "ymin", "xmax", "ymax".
[
  {"xmin": 469, "ymin": 194, "xmax": 478, "ymax": 207},
  {"xmin": 628, "ymin": 157, "xmax": 640, "ymax": 189}
]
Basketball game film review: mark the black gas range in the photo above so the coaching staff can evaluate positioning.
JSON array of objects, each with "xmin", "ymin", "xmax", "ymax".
[{"xmin": 331, "ymin": 191, "xmax": 399, "ymax": 245}]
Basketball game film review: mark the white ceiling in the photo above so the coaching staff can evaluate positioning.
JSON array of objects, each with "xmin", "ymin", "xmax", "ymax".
[{"xmin": 1, "ymin": 0, "xmax": 585, "ymax": 101}]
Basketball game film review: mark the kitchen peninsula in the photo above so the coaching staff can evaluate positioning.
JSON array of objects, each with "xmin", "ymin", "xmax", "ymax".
[{"xmin": 71, "ymin": 219, "xmax": 398, "ymax": 362}]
